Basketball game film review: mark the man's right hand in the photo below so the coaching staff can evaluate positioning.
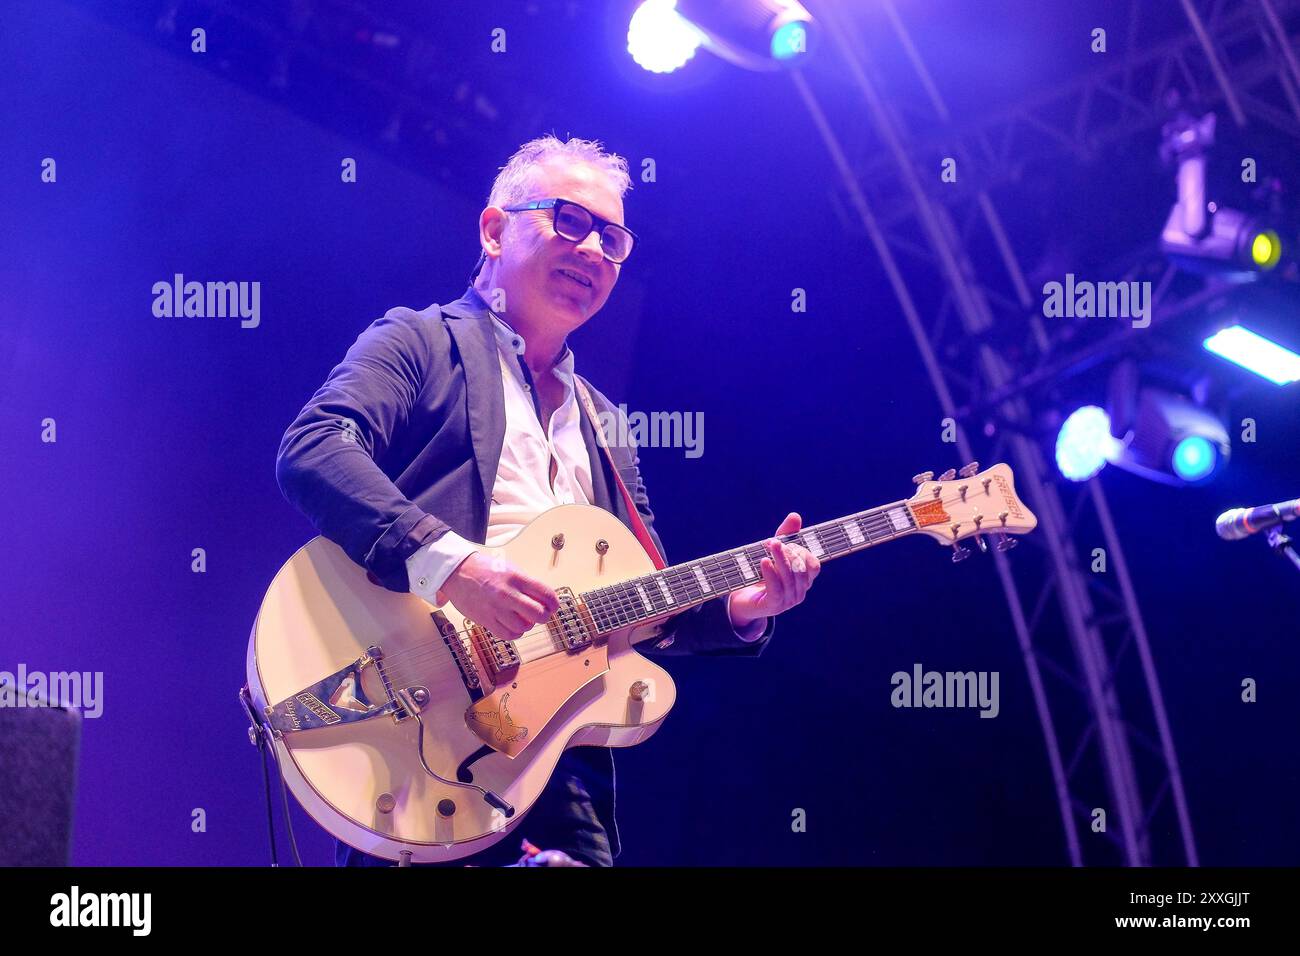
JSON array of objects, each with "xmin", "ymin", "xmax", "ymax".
[{"xmin": 439, "ymin": 551, "xmax": 560, "ymax": 641}]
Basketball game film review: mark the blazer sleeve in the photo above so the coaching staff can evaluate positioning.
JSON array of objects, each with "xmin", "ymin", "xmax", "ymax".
[{"xmin": 274, "ymin": 306, "xmax": 453, "ymax": 592}]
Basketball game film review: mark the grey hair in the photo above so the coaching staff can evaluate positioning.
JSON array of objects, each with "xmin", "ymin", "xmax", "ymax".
[{"xmin": 486, "ymin": 134, "xmax": 632, "ymax": 208}]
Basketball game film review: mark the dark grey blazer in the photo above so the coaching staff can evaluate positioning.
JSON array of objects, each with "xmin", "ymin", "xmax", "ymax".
[
  {"xmin": 275, "ymin": 284, "xmax": 775, "ymax": 656},
  {"xmin": 276, "ymin": 285, "xmax": 775, "ymax": 862}
]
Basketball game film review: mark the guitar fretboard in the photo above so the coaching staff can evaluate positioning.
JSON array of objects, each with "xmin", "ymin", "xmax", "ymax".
[{"xmin": 581, "ymin": 501, "xmax": 918, "ymax": 633}]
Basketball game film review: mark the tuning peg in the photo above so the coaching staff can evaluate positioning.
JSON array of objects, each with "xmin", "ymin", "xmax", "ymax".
[
  {"xmin": 912, "ymin": 471, "xmax": 934, "ymax": 485},
  {"xmin": 958, "ymin": 461, "xmax": 980, "ymax": 478},
  {"xmin": 995, "ymin": 534, "xmax": 1018, "ymax": 552},
  {"xmin": 951, "ymin": 543, "xmax": 971, "ymax": 563},
  {"xmin": 937, "ymin": 468, "xmax": 957, "ymax": 481},
  {"xmin": 974, "ymin": 535, "xmax": 988, "ymax": 553}
]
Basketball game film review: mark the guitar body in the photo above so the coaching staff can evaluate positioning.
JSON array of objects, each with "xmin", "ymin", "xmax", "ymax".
[
  {"xmin": 246, "ymin": 504, "xmax": 677, "ymax": 864},
  {"xmin": 246, "ymin": 461, "xmax": 1036, "ymax": 865}
]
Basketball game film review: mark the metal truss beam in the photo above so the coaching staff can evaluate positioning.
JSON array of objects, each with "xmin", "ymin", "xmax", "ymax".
[
  {"xmin": 787, "ymin": 0, "xmax": 1300, "ymax": 864},
  {"xmin": 847, "ymin": 0, "xmax": 1300, "ymax": 223}
]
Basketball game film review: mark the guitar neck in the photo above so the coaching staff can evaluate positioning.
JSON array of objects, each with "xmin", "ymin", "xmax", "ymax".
[{"xmin": 581, "ymin": 499, "xmax": 919, "ymax": 634}]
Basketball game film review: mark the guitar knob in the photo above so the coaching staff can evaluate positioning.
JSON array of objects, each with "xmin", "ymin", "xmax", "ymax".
[
  {"xmin": 959, "ymin": 461, "xmax": 980, "ymax": 478},
  {"xmin": 912, "ymin": 471, "xmax": 934, "ymax": 485},
  {"xmin": 995, "ymin": 534, "xmax": 1018, "ymax": 552},
  {"xmin": 938, "ymin": 469, "xmax": 957, "ymax": 481},
  {"xmin": 951, "ymin": 544, "xmax": 971, "ymax": 563}
]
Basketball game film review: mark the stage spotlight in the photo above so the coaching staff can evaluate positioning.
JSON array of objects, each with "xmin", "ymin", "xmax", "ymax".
[
  {"xmin": 1058, "ymin": 371, "xmax": 1232, "ymax": 485},
  {"xmin": 1110, "ymin": 387, "xmax": 1230, "ymax": 486},
  {"xmin": 1251, "ymin": 229, "xmax": 1283, "ymax": 269},
  {"xmin": 677, "ymin": 0, "xmax": 814, "ymax": 70},
  {"xmin": 1203, "ymin": 324, "xmax": 1300, "ymax": 385},
  {"xmin": 627, "ymin": 0, "xmax": 705, "ymax": 74},
  {"xmin": 1171, "ymin": 435, "xmax": 1218, "ymax": 482},
  {"xmin": 1158, "ymin": 111, "xmax": 1283, "ymax": 276},
  {"xmin": 770, "ymin": 18, "xmax": 810, "ymax": 61},
  {"xmin": 1161, "ymin": 203, "xmax": 1283, "ymax": 276},
  {"xmin": 1055, "ymin": 405, "xmax": 1120, "ymax": 481},
  {"xmin": 631, "ymin": 0, "xmax": 813, "ymax": 73}
]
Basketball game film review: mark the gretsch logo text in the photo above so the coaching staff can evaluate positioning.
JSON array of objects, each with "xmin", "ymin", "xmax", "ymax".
[
  {"xmin": 993, "ymin": 474, "xmax": 1024, "ymax": 520},
  {"xmin": 282, "ymin": 697, "xmax": 302, "ymax": 731},
  {"xmin": 297, "ymin": 692, "xmax": 341, "ymax": 725}
]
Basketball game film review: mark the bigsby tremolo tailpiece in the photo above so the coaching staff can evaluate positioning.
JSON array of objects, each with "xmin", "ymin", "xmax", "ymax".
[{"xmin": 262, "ymin": 644, "xmax": 430, "ymax": 736}]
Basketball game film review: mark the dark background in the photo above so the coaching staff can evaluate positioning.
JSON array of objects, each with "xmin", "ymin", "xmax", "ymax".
[{"xmin": 1, "ymin": 0, "xmax": 1296, "ymax": 866}]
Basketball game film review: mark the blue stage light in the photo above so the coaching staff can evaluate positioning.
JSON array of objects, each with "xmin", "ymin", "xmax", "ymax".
[
  {"xmin": 1055, "ymin": 405, "xmax": 1118, "ymax": 481},
  {"xmin": 628, "ymin": 0, "xmax": 704, "ymax": 74},
  {"xmin": 770, "ymin": 21, "xmax": 809, "ymax": 61},
  {"xmin": 1171, "ymin": 435, "xmax": 1218, "ymax": 481},
  {"xmin": 1203, "ymin": 324, "xmax": 1300, "ymax": 385}
]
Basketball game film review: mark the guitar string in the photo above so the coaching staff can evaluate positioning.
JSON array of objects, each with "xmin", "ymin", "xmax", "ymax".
[
  {"xmin": 577, "ymin": 487, "xmax": 1009, "ymax": 636},
  {"xmin": 374, "ymin": 509, "xmax": 1003, "ymax": 697},
  {"xmin": 374, "ymin": 504, "xmax": 915, "ymax": 678},
  {"xmin": 372, "ymin": 494, "xmax": 992, "ymax": 687},
  {"xmin": 375, "ymin": 489, "xmax": 998, "ymax": 679},
  {"xmin": 380, "ymin": 633, "xmax": 629, "ymax": 701},
  {"xmin": 381, "ymin": 521, "xmax": 923, "ymax": 686}
]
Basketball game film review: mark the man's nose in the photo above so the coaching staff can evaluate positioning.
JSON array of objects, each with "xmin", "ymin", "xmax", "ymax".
[{"xmin": 574, "ymin": 229, "xmax": 604, "ymax": 262}]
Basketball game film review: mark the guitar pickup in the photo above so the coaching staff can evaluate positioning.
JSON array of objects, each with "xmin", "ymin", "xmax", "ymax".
[{"xmin": 548, "ymin": 587, "xmax": 595, "ymax": 651}]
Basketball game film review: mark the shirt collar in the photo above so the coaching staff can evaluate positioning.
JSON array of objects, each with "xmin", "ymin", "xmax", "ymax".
[{"xmin": 487, "ymin": 309, "xmax": 575, "ymax": 381}]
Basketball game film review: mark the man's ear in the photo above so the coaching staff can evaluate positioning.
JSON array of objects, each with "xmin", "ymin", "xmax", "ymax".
[{"xmin": 478, "ymin": 206, "xmax": 508, "ymax": 263}]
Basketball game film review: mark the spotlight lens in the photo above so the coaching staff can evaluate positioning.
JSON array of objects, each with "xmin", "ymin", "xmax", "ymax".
[
  {"xmin": 628, "ymin": 0, "xmax": 704, "ymax": 74},
  {"xmin": 1056, "ymin": 406, "xmax": 1115, "ymax": 481},
  {"xmin": 1172, "ymin": 435, "xmax": 1217, "ymax": 481},
  {"xmin": 771, "ymin": 21, "xmax": 809, "ymax": 60},
  {"xmin": 1250, "ymin": 229, "xmax": 1281, "ymax": 269}
]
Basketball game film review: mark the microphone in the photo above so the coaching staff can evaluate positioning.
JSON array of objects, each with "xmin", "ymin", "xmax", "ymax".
[{"xmin": 1215, "ymin": 498, "xmax": 1300, "ymax": 541}]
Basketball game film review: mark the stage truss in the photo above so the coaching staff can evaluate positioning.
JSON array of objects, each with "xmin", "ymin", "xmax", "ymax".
[{"xmin": 798, "ymin": 0, "xmax": 1300, "ymax": 865}]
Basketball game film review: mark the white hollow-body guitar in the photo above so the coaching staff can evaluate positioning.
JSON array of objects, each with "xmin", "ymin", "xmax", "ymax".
[{"xmin": 245, "ymin": 462, "xmax": 1036, "ymax": 863}]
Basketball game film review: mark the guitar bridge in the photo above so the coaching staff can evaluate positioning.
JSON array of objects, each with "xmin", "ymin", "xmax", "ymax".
[{"xmin": 436, "ymin": 612, "xmax": 485, "ymax": 700}]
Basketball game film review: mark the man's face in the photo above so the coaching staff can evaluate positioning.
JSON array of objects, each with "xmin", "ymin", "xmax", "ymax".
[{"xmin": 485, "ymin": 159, "xmax": 624, "ymax": 335}]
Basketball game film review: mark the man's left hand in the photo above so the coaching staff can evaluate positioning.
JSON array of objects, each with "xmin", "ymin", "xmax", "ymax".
[{"xmin": 728, "ymin": 512, "xmax": 821, "ymax": 631}]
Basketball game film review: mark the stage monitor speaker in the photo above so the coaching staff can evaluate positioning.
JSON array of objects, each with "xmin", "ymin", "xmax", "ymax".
[{"xmin": 0, "ymin": 683, "xmax": 81, "ymax": 866}]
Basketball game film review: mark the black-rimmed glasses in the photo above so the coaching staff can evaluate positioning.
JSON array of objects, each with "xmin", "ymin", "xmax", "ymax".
[{"xmin": 502, "ymin": 197, "xmax": 638, "ymax": 264}]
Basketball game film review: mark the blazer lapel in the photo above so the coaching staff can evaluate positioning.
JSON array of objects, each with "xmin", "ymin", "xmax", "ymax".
[
  {"xmin": 440, "ymin": 287, "xmax": 623, "ymax": 532},
  {"xmin": 441, "ymin": 288, "xmax": 505, "ymax": 528}
]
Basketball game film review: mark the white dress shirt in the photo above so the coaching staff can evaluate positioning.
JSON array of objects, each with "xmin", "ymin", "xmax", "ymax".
[
  {"xmin": 404, "ymin": 311, "xmax": 759, "ymax": 639},
  {"xmin": 406, "ymin": 311, "xmax": 592, "ymax": 604}
]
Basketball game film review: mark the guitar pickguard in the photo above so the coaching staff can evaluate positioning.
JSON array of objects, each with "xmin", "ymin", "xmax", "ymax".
[{"xmin": 463, "ymin": 642, "xmax": 611, "ymax": 758}]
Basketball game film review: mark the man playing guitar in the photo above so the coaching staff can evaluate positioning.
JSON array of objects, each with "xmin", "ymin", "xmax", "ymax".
[{"xmin": 274, "ymin": 135, "xmax": 822, "ymax": 866}]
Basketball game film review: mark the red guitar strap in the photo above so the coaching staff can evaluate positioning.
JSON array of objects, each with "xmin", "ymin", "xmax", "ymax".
[{"xmin": 574, "ymin": 378, "xmax": 666, "ymax": 571}]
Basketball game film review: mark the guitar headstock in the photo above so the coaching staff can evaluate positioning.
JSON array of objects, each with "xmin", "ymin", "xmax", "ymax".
[{"xmin": 906, "ymin": 462, "xmax": 1037, "ymax": 561}]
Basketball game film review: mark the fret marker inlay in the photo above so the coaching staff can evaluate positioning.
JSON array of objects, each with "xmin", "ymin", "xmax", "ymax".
[
  {"xmin": 692, "ymin": 566, "xmax": 712, "ymax": 593},
  {"xmin": 736, "ymin": 552, "xmax": 756, "ymax": 580},
  {"xmin": 657, "ymin": 579, "xmax": 675, "ymax": 605},
  {"xmin": 635, "ymin": 583, "xmax": 653, "ymax": 613},
  {"xmin": 802, "ymin": 530, "xmax": 824, "ymax": 557}
]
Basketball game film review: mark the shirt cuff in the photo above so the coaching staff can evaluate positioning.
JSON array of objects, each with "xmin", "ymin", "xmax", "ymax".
[
  {"xmin": 407, "ymin": 531, "xmax": 481, "ymax": 606},
  {"xmin": 726, "ymin": 592, "xmax": 768, "ymax": 643}
]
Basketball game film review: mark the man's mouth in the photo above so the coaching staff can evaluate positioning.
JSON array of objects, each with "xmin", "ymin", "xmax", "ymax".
[{"xmin": 556, "ymin": 267, "xmax": 593, "ymax": 289}]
